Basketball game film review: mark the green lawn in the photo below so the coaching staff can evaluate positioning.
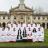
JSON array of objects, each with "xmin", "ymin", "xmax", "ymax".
[{"xmin": 0, "ymin": 29, "xmax": 48, "ymax": 47}]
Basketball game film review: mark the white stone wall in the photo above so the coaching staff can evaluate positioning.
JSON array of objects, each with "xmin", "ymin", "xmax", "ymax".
[{"xmin": 0, "ymin": 15, "xmax": 48, "ymax": 29}]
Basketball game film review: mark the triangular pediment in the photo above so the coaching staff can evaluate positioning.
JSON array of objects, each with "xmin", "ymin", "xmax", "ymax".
[{"xmin": 10, "ymin": 4, "xmax": 32, "ymax": 12}]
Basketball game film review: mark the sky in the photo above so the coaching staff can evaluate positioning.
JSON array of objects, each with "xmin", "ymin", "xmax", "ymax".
[{"xmin": 0, "ymin": 0, "xmax": 48, "ymax": 12}]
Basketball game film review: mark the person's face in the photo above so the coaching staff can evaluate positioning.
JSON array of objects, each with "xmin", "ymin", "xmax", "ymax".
[
  {"xmin": 29, "ymin": 28, "xmax": 30, "ymax": 31},
  {"xmin": 2, "ymin": 28, "xmax": 5, "ymax": 31},
  {"xmin": 26, "ymin": 24, "xmax": 28, "ymax": 27},
  {"xmin": 13, "ymin": 28, "xmax": 16, "ymax": 31},
  {"xmin": 31, "ymin": 24, "xmax": 33, "ymax": 27},
  {"xmin": 38, "ymin": 28, "xmax": 40, "ymax": 31},
  {"xmin": 16, "ymin": 24, "xmax": 18, "ymax": 27},
  {"xmin": 8, "ymin": 27, "xmax": 10, "ymax": 31},
  {"xmin": 11, "ymin": 24, "xmax": 13, "ymax": 27},
  {"xmin": 21, "ymin": 24, "xmax": 23, "ymax": 27}
]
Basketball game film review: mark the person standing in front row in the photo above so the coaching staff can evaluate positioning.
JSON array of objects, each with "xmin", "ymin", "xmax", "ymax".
[{"xmin": 32, "ymin": 28, "xmax": 37, "ymax": 42}]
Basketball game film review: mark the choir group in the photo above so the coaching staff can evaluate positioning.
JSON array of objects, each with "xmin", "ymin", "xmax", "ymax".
[{"xmin": 0, "ymin": 22, "xmax": 44, "ymax": 42}]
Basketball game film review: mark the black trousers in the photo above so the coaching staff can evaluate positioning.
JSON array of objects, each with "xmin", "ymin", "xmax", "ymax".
[{"xmin": 27, "ymin": 39, "xmax": 32, "ymax": 42}]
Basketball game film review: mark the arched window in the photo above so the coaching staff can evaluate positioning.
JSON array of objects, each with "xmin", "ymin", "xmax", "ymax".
[
  {"xmin": 33, "ymin": 17, "xmax": 36, "ymax": 20},
  {"xmin": 20, "ymin": 16, "xmax": 23, "ymax": 19},
  {"xmin": 47, "ymin": 17, "xmax": 48, "ymax": 20},
  {"xmin": 43, "ymin": 17, "xmax": 45, "ymax": 20},
  {"xmin": 21, "ymin": 17, "xmax": 23, "ymax": 19},
  {"xmin": 14, "ymin": 16, "xmax": 16, "ymax": 19},
  {"xmin": 8, "ymin": 17, "xmax": 10, "ymax": 19},
  {"xmin": 38, "ymin": 17, "xmax": 40, "ymax": 20},
  {"xmin": 3, "ymin": 16, "xmax": 5, "ymax": 19},
  {"xmin": 28, "ymin": 17, "xmax": 30, "ymax": 20}
]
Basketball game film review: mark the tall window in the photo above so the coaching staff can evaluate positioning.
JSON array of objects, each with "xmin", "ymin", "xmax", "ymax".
[
  {"xmin": 3, "ymin": 16, "xmax": 5, "ymax": 19},
  {"xmin": 28, "ymin": 17, "xmax": 30, "ymax": 20},
  {"xmin": 33, "ymin": 17, "xmax": 36, "ymax": 20},
  {"xmin": 20, "ymin": 16, "xmax": 23, "ymax": 19},
  {"xmin": 47, "ymin": 17, "xmax": 48, "ymax": 20},
  {"xmin": 14, "ymin": 16, "xmax": 16, "ymax": 19},
  {"xmin": 43, "ymin": 17, "xmax": 45, "ymax": 20},
  {"xmin": 38, "ymin": 17, "xmax": 40, "ymax": 20},
  {"xmin": 21, "ymin": 17, "xmax": 23, "ymax": 19},
  {"xmin": 8, "ymin": 17, "xmax": 10, "ymax": 19}
]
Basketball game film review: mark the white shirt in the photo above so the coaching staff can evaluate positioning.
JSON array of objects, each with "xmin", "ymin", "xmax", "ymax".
[
  {"xmin": 13, "ymin": 24, "xmax": 16, "ymax": 28},
  {"xmin": 7, "ymin": 30, "xmax": 10, "ymax": 36},
  {"xmin": 33, "ymin": 24, "xmax": 35, "ymax": 28},
  {"xmin": 7, "ymin": 23, "xmax": 11, "ymax": 28},
  {"xmin": 27, "ymin": 30, "xmax": 32, "ymax": 39},
  {"xmin": 15, "ymin": 27, "xmax": 18, "ymax": 35},
  {"xmin": 10, "ymin": 27, "xmax": 13, "ymax": 31},
  {"xmin": 16, "ymin": 26, "xmax": 19, "ymax": 32},
  {"xmin": 4, "ymin": 28, "xmax": 8, "ymax": 35},
  {"xmin": 26, "ymin": 27, "xmax": 32, "ymax": 35},
  {"xmin": 2, "ymin": 30, "xmax": 5, "ymax": 36},
  {"xmin": 34, "ymin": 26, "xmax": 38, "ymax": 32},
  {"xmin": 27, "ymin": 36, "xmax": 32, "ymax": 39},
  {"xmin": 13, "ymin": 30, "xmax": 18, "ymax": 36},
  {"xmin": 37, "ymin": 24, "xmax": 40, "ymax": 28},
  {"xmin": 40, "ymin": 27, "xmax": 44, "ymax": 36},
  {"xmin": 23, "ymin": 24, "xmax": 26, "ymax": 28},
  {"xmin": 27, "ymin": 30, "xmax": 32, "ymax": 35},
  {"xmin": 28, "ymin": 24, "xmax": 31, "ymax": 27},
  {"xmin": 40, "ymin": 27, "xmax": 44, "ymax": 33},
  {"xmin": 26, "ymin": 26, "xmax": 29, "ymax": 32},
  {"xmin": 0, "ymin": 27, "xmax": 2, "ymax": 35},
  {"xmin": 18, "ymin": 24, "xmax": 21, "ymax": 28},
  {"xmin": 8, "ymin": 28, "xmax": 12, "ymax": 36},
  {"xmin": 37, "ymin": 30, "xmax": 41, "ymax": 36},
  {"xmin": 30, "ymin": 26, "xmax": 34, "ymax": 32}
]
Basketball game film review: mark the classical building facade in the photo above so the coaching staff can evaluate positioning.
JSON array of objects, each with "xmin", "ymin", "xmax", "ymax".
[{"xmin": 0, "ymin": 0, "xmax": 48, "ymax": 29}]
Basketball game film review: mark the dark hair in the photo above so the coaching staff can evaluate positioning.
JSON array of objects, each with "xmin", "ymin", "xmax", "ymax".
[
  {"xmin": 32, "ymin": 28, "xmax": 37, "ymax": 32},
  {"xmin": 38, "ymin": 28, "xmax": 40, "ymax": 31}
]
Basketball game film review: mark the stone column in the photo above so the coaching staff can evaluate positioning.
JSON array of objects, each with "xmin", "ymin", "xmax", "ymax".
[
  {"xmin": 25, "ymin": 16, "xmax": 26, "ymax": 24},
  {"xmin": 45, "ymin": 23, "xmax": 47, "ymax": 29},
  {"xmin": 11, "ymin": 15, "xmax": 14, "ymax": 24},
  {"xmin": 30, "ymin": 16, "xmax": 32, "ymax": 24}
]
